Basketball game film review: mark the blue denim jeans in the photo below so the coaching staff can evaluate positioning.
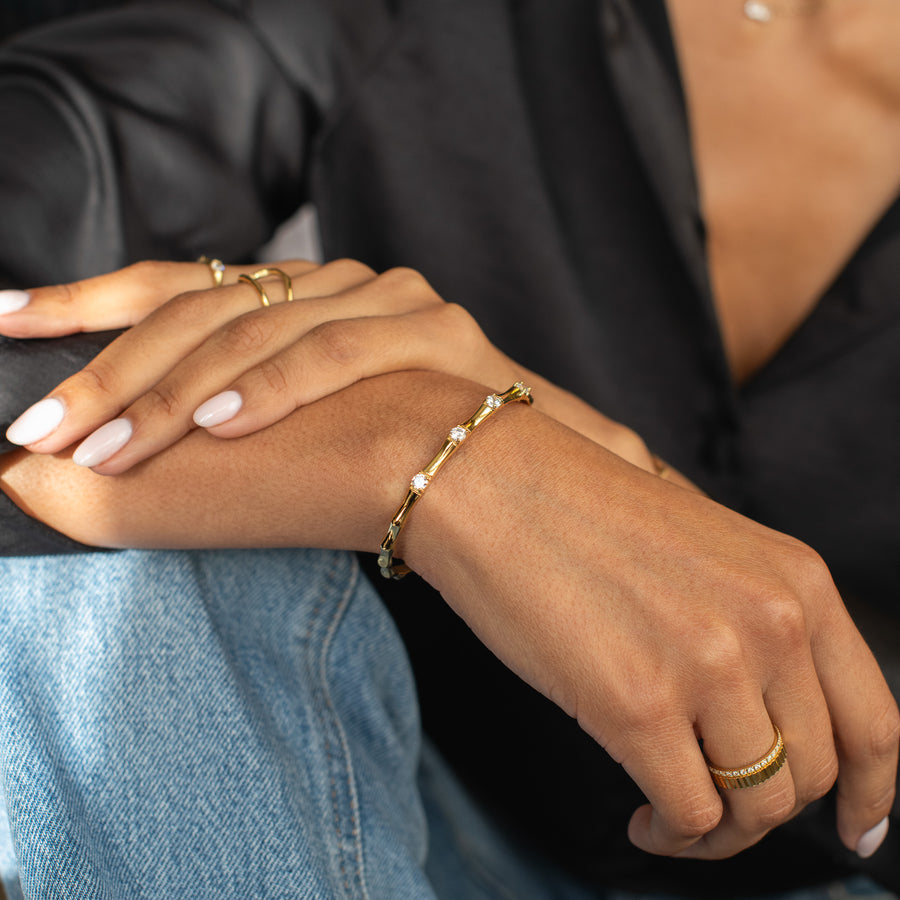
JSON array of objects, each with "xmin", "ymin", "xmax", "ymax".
[{"xmin": 0, "ymin": 549, "xmax": 894, "ymax": 900}]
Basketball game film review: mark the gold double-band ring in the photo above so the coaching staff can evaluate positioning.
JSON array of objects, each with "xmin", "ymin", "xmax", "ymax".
[
  {"xmin": 706, "ymin": 725, "xmax": 787, "ymax": 790},
  {"xmin": 238, "ymin": 267, "xmax": 295, "ymax": 307}
]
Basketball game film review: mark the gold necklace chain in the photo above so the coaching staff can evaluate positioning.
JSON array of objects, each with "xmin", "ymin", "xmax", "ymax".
[{"xmin": 743, "ymin": 0, "xmax": 829, "ymax": 22}]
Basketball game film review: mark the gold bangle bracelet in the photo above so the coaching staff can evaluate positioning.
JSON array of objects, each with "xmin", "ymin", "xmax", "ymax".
[{"xmin": 377, "ymin": 382, "xmax": 533, "ymax": 580}]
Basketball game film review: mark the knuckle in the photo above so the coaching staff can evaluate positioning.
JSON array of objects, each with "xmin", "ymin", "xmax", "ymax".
[
  {"xmin": 786, "ymin": 541, "xmax": 836, "ymax": 595},
  {"xmin": 125, "ymin": 259, "xmax": 166, "ymax": 281},
  {"xmin": 378, "ymin": 266, "xmax": 436, "ymax": 297},
  {"xmin": 751, "ymin": 782, "xmax": 798, "ymax": 831},
  {"xmin": 802, "ymin": 756, "xmax": 840, "ymax": 805},
  {"xmin": 325, "ymin": 258, "xmax": 376, "ymax": 281},
  {"xmin": 844, "ymin": 779, "xmax": 897, "ymax": 824},
  {"xmin": 676, "ymin": 797, "xmax": 724, "ymax": 839},
  {"xmin": 218, "ymin": 314, "xmax": 275, "ymax": 355},
  {"xmin": 254, "ymin": 358, "xmax": 292, "ymax": 396},
  {"xmin": 865, "ymin": 701, "xmax": 900, "ymax": 761},
  {"xmin": 441, "ymin": 302, "xmax": 482, "ymax": 337},
  {"xmin": 612, "ymin": 425, "xmax": 651, "ymax": 461},
  {"xmin": 430, "ymin": 303, "xmax": 492, "ymax": 363},
  {"xmin": 71, "ymin": 359, "xmax": 120, "ymax": 400},
  {"xmin": 52, "ymin": 279, "xmax": 81, "ymax": 308},
  {"xmin": 308, "ymin": 320, "xmax": 361, "ymax": 367},
  {"xmin": 141, "ymin": 382, "xmax": 184, "ymax": 419},
  {"xmin": 151, "ymin": 288, "xmax": 211, "ymax": 330},
  {"xmin": 694, "ymin": 624, "xmax": 746, "ymax": 679},
  {"xmin": 757, "ymin": 590, "xmax": 807, "ymax": 645},
  {"xmin": 749, "ymin": 807, "xmax": 790, "ymax": 836},
  {"xmin": 615, "ymin": 684, "xmax": 678, "ymax": 735}
]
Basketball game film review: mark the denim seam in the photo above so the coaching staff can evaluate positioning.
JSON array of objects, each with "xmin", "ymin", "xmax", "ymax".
[
  {"xmin": 309, "ymin": 553, "xmax": 372, "ymax": 900},
  {"xmin": 2, "ymin": 748, "xmax": 113, "ymax": 899}
]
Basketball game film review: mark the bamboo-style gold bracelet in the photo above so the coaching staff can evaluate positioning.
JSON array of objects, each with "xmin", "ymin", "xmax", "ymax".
[{"xmin": 377, "ymin": 382, "xmax": 533, "ymax": 580}]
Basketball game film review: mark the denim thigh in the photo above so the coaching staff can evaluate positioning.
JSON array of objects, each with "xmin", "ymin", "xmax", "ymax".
[{"xmin": 0, "ymin": 548, "xmax": 434, "ymax": 900}]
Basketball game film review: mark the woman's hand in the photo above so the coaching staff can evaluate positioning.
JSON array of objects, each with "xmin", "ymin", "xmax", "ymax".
[
  {"xmin": 1, "ymin": 360, "xmax": 894, "ymax": 864},
  {"xmin": 400, "ymin": 409, "xmax": 899, "ymax": 863},
  {"xmin": 1, "ymin": 259, "xmax": 688, "ymax": 484}
]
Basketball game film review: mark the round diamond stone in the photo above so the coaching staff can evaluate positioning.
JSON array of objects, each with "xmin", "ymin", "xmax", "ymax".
[
  {"xmin": 486, "ymin": 394, "xmax": 503, "ymax": 409},
  {"xmin": 411, "ymin": 473, "xmax": 429, "ymax": 493},
  {"xmin": 211, "ymin": 259, "xmax": 226, "ymax": 275},
  {"xmin": 449, "ymin": 426, "xmax": 468, "ymax": 443}
]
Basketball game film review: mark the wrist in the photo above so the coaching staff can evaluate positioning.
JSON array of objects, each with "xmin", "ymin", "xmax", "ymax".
[
  {"xmin": 376, "ymin": 381, "xmax": 533, "ymax": 579},
  {"xmin": 396, "ymin": 393, "xmax": 567, "ymax": 587},
  {"xmin": 0, "ymin": 372, "xmax": 493, "ymax": 551}
]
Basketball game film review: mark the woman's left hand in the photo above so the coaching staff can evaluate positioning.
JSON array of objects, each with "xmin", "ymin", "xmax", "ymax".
[{"xmin": 1, "ymin": 258, "xmax": 685, "ymax": 484}]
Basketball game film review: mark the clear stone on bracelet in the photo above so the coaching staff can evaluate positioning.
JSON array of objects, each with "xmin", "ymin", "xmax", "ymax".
[
  {"xmin": 486, "ymin": 394, "xmax": 503, "ymax": 409},
  {"xmin": 410, "ymin": 473, "xmax": 430, "ymax": 493},
  {"xmin": 449, "ymin": 426, "xmax": 468, "ymax": 443}
]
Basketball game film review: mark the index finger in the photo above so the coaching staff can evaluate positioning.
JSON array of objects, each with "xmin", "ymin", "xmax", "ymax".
[{"xmin": 620, "ymin": 719, "xmax": 725, "ymax": 857}]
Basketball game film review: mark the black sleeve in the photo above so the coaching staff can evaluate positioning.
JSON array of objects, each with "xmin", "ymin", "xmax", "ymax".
[
  {"xmin": 0, "ymin": 0, "xmax": 319, "ymax": 288},
  {"xmin": 0, "ymin": 489, "xmax": 105, "ymax": 556},
  {"xmin": 0, "ymin": 0, "xmax": 398, "ymax": 555}
]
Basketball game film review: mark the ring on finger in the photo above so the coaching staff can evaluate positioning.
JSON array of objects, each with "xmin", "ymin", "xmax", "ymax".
[
  {"xmin": 239, "ymin": 267, "xmax": 294, "ymax": 308},
  {"xmin": 197, "ymin": 255, "xmax": 226, "ymax": 287},
  {"xmin": 706, "ymin": 725, "xmax": 787, "ymax": 789},
  {"xmin": 651, "ymin": 454, "xmax": 671, "ymax": 480}
]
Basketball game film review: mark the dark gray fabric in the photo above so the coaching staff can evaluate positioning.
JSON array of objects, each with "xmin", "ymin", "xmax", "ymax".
[{"xmin": 0, "ymin": 487, "xmax": 103, "ymax": 554}]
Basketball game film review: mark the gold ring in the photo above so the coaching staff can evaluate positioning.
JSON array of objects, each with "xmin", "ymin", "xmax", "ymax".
[
  {"xmin": 239, "ymin": 273, "xmax": 272, "ymax": 307},
  {"xmin": 250, "ymin": 267, "xmax": 294, "ymax": 303},
  {"xmin": 706, "ymin": 725, "xmax": 787, "ymax": 789},
  {"xmin": 238, "ymin": 267, "xmax": 294, "ymax": 308},
  {"xmin": 651, "ymin": 455, "xmax": 671, "ymax": 480},
  {"xmin": 197, "ymin": 256, "xmax": 226, "ymax": 287}
]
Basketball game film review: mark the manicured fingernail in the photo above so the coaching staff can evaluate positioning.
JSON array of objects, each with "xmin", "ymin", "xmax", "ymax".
[
  {"xmin": 193, "ymin": 390, "xmax": 243, "ymax": 428},
  {"xmin": 0, "ymin": 290, "xmax": 30, "ymax": 315},
  {"xmin": 857, "ymin": 816, "xmax": 889, "ymax": 859},
  {"xmin": 6, "ymin": 397, "xmax": 66, "ymax": 445},
  {"xmin": 73, "ymin": 418, "xmax": 133, "ymax": 467}
]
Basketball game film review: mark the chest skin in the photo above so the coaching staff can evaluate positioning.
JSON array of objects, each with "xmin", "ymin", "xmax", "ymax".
[{"xmin": 666, "ymin": 0, "xmax": 900, "ymax": 384}]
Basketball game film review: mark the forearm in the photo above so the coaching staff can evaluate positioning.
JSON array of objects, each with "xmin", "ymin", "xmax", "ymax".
[
  {"xmin": 0, "ymin": 371, "xmax": 493, "ymax": 552},
  {"xmin": 4, "ymin": 361, "xmax": 896, "ymax": 865}
]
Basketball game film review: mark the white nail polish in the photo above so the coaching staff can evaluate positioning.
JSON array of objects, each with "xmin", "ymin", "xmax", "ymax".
[
  {"xmin": 857, "ymin": 816, "xmax": 889, "ymax": 859},
  {"xmin": 73, "ymin": 419, "xmax": 133, "ymax": 467},
  {"xmin": 193, "ymin": 390, "xmax": 243, "ymax": 428},
  {"xmin": 0, "ymin": 290, "xmax": 30, "ymax": 315},
  {"xmin": 6, "ymin": 397, "xmax": 66, "ymax": 445}
]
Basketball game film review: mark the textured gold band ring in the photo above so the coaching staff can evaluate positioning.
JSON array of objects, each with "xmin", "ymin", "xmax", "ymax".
[
  {"xmin": 238, "ymin": 267, "xmax": 294, "ymax": 307},
  {"xmin": 706, "ymin": 725, "xmax": 787, "ymax": 789},
  {"xmin": 197, "ymin": 256, "xmax": 226, "ymax": 287}
]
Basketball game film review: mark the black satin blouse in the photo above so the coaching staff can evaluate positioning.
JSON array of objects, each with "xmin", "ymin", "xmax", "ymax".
[{"xmin": 1, "ymin": 0, "xmax": 898, "ymax": 894}]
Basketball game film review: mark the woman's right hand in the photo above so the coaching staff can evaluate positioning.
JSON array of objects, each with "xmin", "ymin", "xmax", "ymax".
[
  {"xmin": 399, "ymin": 410, "xmax": 898, "ymax": 863},
  {"xmin": 1, "ymin": 358, "xmax": 894, "ymax": 865}
]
